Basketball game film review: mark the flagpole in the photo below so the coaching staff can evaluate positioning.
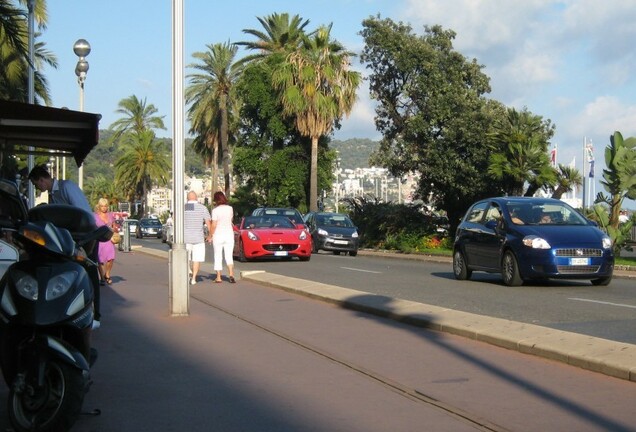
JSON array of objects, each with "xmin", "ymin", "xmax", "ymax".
[{"xmin": 582, "ymin": 137, "xmax": 587, "ymax": 209}]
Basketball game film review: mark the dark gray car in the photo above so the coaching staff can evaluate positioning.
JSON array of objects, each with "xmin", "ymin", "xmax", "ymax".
[{"xmin": 303, "ymin": 211, "xmax": 359, "ymax": 256}]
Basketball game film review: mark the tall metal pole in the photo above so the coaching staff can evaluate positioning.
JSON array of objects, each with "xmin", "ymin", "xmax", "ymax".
[
  {"xmin": 582, "ymin": 137, "xmax": 587, "ymax": 210},
  {"xmin": 27, "ymin": 0, "xmax": 35, "ymax": 207},
  {"xmin": 74, "ymin": 39, "xmax": 90, "ymax": 190},
  {"xmin": 170, "ymin": 0, "xmax": 189, "ymax": 316}
]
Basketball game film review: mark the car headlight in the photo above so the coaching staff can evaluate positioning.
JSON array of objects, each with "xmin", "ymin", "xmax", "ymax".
[
  {"xmin": 352, "ymin": 231, "xmax": 359, "ymax": 238},
  {"xmin": 299, "ymin": 231, "xmax": 308, "ymax": 240},
  {"xmin": 247, "ymin": 231, "xmax": 259, "ymax": 241},
  {"xmin": 317, "ymin": 228, "xmax": 328, "ymax": 236},
  {"xmin": 46, "ymin": 271, "xmax": 79, "ymax": 301},
  {"xmin": 602, "ymin": 236, "xmax": 612, "ymax": 249},
  {"xmin": 14, "ymin": 270, "xmax": 38, "ymax": 301},
  {"xmin": 522, "ymin": 235, "xmax": 551, "ymax": 249}
]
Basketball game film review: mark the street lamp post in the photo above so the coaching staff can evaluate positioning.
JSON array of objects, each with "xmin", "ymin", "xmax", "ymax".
[
  {"xmin": 73, "ymin": 39, "xmax": 90, "ymax": 190},
  {"xmin": 335, "ymin": 155, "xmax": 341, "ymax": 213}
]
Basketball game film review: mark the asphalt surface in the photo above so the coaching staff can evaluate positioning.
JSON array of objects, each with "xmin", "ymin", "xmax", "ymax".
[{"xmin": 1, "ymin": 247, "xmax": 635, "ymax": 432}]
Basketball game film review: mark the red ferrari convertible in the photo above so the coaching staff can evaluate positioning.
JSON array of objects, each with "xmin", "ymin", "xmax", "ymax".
[{"xmin": 233, "ymin": 215, "xmax": 312, "ymax": 262}]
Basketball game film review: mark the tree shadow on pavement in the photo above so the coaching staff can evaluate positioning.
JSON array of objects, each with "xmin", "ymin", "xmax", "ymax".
[{"xmin": 340, "ymin": 293, "xmax": 636, "ymax": 432}]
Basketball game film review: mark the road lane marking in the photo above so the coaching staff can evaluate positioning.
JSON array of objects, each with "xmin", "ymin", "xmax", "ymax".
[
  {"xmin": 569, "ymin": 298, "xmax": 636, "ymax": 309},
  {"xmin": 341, "ymin": 266, "xmax": 383, "ymax": 274}
]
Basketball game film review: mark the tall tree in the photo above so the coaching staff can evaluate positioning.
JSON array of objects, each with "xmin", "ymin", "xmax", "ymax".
[
  {"xmin": 487, "ymin": 107, "xmax": 556, "ymax": 196},
  {"xmin": 114, "ymin": 130, "xmax": 170, "ymax": 217},
  {"xmin": 108, "ymin": 95, "xmax": 166, "ymax": 141},
  {"xmin": 360, "ymin": 17, "xmax": 500, "ymax": 230},
  {"xmin": 186, "ymin": 41, "xmax": 243, "ymax": 197},
  {"xmin": 271, "ymin": 24, "xmax": 360, "ymax": 211},
  {"xmin": 0, "ymin": 0, "xmax": 55, "ymax": 104},
  {"xmin": 237, "ymin": 12, "xmax": 310, "ymax": 62}
]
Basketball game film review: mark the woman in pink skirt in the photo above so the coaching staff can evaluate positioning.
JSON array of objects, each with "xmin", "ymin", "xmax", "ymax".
[{"xmin": 93, "ymin": 197, "xmax": 117, "ymax": 285}]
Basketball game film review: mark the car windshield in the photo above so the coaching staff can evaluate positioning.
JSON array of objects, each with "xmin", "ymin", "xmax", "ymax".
[
  {"xmin": 505, "ymin": 201, "xmax": 588, "ymax": 225},
  {"xmin": 142, "ymin": 219, "xmax": 161, "ymax": 226},
  {"xmin": 243, "ymin": 216, "xmax": 296, "ymax": 229},
  {"xmin": 317, "ymin": 215, "xmax": 354, "ymax": 228},
  {"xmin": 256, "ymin": 208, "xmax": 303, "ymax": 224}
]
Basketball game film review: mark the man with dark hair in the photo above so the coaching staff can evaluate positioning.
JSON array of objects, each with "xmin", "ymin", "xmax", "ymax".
[
  {"xmin": 28, "ymin": 165, "xmax": 101, "ymax": 329},
  {"xmin": 28, "ymin": 164, "xmax": 91, "ymax": 212}
]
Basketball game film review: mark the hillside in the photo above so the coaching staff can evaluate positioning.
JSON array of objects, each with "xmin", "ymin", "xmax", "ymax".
[{"xmin": 329, "ymin": 138, "xmax": 379, "ymax": 170}]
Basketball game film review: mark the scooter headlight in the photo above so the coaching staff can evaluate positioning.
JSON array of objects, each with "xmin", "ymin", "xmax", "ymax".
[
  {"xmin": 46, "ymin": 271, "xmax": 79, "ymax": 301},
  {"xmin": 14, "ymin": 270, "xmax": 39, "ymax": 301}
]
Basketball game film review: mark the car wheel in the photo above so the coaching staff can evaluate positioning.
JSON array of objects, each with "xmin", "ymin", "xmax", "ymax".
[
  {"xmin": 349, "ymin": 250, "xmax": 357, "ymax": 257},
  {"xmin": 299, "ymin": 255, "xmax": 311, "ymax": 262},
  {"xmin": 333, "ymin": 251, "xmax": 341, "ymax": 255},
  {"xmin": 591, "ymin": 276, "xmax": 612, "ymax": 286},
  {"xmin": 502, "ymin": 250, "xmax": 523, "ymax": 286},
  {"xmin": 453, "ymin": 249, "xmax": 472, "ymax": 280}
]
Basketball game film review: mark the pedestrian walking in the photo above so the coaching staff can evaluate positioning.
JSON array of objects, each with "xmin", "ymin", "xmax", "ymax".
[
  {"xmin": 94, "ymin": 198, "xmax": 117, "ymax": 285},
  {"xmin": 211, "ymin": 191, "xmax": 235, "ymax": 283},
  {"xmin": 184, "ymin": 191, "xmax": 212, "ymax": 284}
]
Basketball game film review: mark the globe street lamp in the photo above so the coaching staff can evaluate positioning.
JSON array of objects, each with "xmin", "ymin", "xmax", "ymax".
[{"xmin": 73, "ymin": 39, "xmax": 90, "ymax": 190}]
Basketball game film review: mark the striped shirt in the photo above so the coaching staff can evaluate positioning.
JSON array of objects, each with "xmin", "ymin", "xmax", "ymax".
[{"xmin": 183, "ymin": 200, "xmax": 211, "ymax": 244}]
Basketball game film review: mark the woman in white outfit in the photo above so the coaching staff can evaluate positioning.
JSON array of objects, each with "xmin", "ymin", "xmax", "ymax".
[{"xmin": 211, "ymin": 191, "xmax": 235, "ymax": 283}]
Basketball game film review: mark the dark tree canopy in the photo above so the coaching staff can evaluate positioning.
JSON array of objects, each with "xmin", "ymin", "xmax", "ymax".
[{"xmin": 360, "ymin": 17, "xmax": 503, "ymax": 229}]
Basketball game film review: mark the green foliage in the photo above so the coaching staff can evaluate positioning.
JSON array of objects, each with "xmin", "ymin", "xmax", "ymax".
[
  {"xmin": 595, "ymin": 131, "xmax": 636, "ymax": 230},
  {"xmin": 342, "ymin": 196, "xmax": 439, "ymax": 249},
  {"xmin": 590, "ymin": 204, "xmax": 633, "ymax": 256},
  {"xmin": 114, "ymin": 130, "xmax": 170, "ymax": 216},
  {"xmin": 359, "ymin": 17, "xmax": 503, "ymax": 233},
  {"xmin": 330, "ymin": 138, "xmax": 378, "ymax": 169},
  {"xmin": 227, "ymin": 185, "xmax": 260, "ymax": 220},
  {"xmin": 487, "ymin": 107, "xmax": 556, "ymax": 196}
]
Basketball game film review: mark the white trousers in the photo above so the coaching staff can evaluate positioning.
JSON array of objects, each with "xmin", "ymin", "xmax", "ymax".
[{"xmin": 213, "ymin": 232, "xmax": 234, "ymax": 271}]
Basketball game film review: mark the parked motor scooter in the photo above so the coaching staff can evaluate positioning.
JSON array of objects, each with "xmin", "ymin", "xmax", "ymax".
[{"xmin": 0, "ymin": 179, "xmax": 111, "ymax": 432}]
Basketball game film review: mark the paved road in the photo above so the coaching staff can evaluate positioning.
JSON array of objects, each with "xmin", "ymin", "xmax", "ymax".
[{"xmin": 136, "ymin": 237, "xmax": 636, "ymax": 344}]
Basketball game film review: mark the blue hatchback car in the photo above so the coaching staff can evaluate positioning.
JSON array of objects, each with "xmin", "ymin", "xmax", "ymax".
[{"xmin": 453, "ymin": 197, "xmax": 614, "ymax": 286}]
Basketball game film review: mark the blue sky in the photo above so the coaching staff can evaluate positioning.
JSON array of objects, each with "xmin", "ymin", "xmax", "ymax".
[{"xmin": 41, "ymin": 0, "xmax": 636, "ymax": 207}]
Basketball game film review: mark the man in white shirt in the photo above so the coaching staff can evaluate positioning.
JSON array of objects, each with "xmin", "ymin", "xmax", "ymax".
[{"xmin": 183, "ymin": 191, "xmax": 212, "ymax": 284}]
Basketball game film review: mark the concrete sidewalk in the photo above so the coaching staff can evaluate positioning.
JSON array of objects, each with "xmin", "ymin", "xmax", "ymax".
[{"xmin": 139, "ymin": 246, "xmax": 636, "ymax": 382}]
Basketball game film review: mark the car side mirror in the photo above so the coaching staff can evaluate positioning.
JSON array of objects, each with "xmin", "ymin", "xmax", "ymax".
[{"xmin": 484, "ymin": 220, "xmax": 498, "ymax": 230}]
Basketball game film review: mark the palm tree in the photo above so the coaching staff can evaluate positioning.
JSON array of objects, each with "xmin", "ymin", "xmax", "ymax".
[
  {"xmin": 186, "ymin": 41, "xmax": 243, "ymax": 197},
  {"xmin": 109, "ymin": 95, "xmax": 166, "ymax": 141},
  {"xmin": 0, "ymin": 0, "xmax": 56, "ymax": 104},
  {"xmin": 114, "ymin": 130, "xmax": 170, "ymax": 217},
  {"xmin": 487, "ymin": 107, "xmax": 556, "ymax": 196},
  {"xmin": 237, "ymin": 12, "xmax": 311, "ymax": 62},
  {"xmin": 271, "ymin": 25, "xmax": 361, "ymax": 211},
  {"xmin": 551, "ymin": 164, "xmax": 582, "ymax": 199},
  {"xmin": 85, "ymin": 174, "xmax": 121, "ymax": 207}
]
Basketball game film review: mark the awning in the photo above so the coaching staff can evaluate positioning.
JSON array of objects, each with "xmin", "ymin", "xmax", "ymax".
[{"xmin": 0, "ymin": 100, "xmax": 102, "ymax": 166}]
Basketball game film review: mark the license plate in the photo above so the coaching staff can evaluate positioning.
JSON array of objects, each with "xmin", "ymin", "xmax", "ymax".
[
  {"xmin": 333, "ymin": 240, "xmax": 348, "ymax": 245},
  {"xmin": 570, "ymin": 257, "xmax": 589, "ymax": 265},
  {"xmin": 274, "ymin": 251, "xmax": 288, "ymax": 257}
]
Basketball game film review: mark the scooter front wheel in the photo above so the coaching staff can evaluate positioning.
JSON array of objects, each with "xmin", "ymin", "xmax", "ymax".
[{"xmin": 8, "ymin": 360, "xmax": 86, "ymax": 432}]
